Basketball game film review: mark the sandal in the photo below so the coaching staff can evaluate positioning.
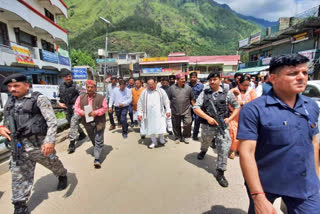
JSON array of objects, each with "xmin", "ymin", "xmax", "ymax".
[{"xmin": 229, "ymin": 151, "xmax": 235, "ymax": 159}]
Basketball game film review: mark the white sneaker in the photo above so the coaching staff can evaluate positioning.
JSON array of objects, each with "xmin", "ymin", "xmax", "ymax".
[
  {"xmin": 184, "ymin": 138, "xmax": 190, "ymax": 144},
  {"xmin": 148, "ymin": 142, "xmax": 157, "ymax": 149},
  {"xmin": 159, "ymin": 137, "xmax": 166, "ymax": 145}
]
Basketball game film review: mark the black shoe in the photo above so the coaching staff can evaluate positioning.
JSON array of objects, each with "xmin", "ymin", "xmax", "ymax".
[
  {"xmin": 14, "ymin": 201, "xmax": 29, "ymax": 214},
  {"xmin": 211, "ymin": 138, "xmax": 216, "ymax": 149},
  {"xmin": 123, "ymin": 133, "xmax": 128, "ymax": 138},
  {"xmin": 68, "ymin": 141, "xmax": 76, "ymax": 154},
  {"xmin": 134, "ymin": 120, "xmax": 139, "ymax": 126},
  {"xmin": 94, "ymin": 159, "xmax": 101, "ymax": 169},
  {"xmin": 78, "ymin": 132, "xmax": 87, "ymax": 141},
  {"xmin": 57, "ymin": 175, "xmax": 68, "ymax": 190},
  {"xmin": 180, "ymin": 137, "xmax": 185, "ymax": 142},
  {"xmin": 130, "ymin": 122, "xmax": 134, "ymax": 128},
  {"xmin": 197, "ymin": 151, "xmax": 206, "ymax": 160},
  {"xmin": 193, "ymin": 136, "xmax": 199, "ymax": 141},
  {"xmin": 168, "ymin": 131, "xmax": 173, "ymax": 135},
  {"xmin": 216, "ymin": 170, "xmax": 229, "ymax": 187},
  {"xmin": 141, "ymin": 135, "xmax": 146, "ymax": 139}
]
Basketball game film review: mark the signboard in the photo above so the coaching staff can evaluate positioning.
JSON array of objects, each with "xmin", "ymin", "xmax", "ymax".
[
  {"xmin": 59, "ymin": 55, "xmax": 70, "ymax": 66},
  {"xmin": 141, "ymin": 57, "xmax": 168, "ymax": 62},
  {"xmin": 291, "ymin": 32, "xmax": 312, "ymax": 43},
  {"xmin": 298, "ymin": 49, "xmax": 317, "ymax": 61},
  {"xmin": 96, "ymin": 58, "xmax": 116, "ymax": 63},
  {"xmin": 40, "ymin": 49, "xmax": 59, "ymax": 64},
  {"xmin": 72, "ymin": 67, "xmax": 87, "ymax": 79},
  {"xmin": 32, "ymin": 84, "xmax": 59, "ymax": 100},
  {"xmin": 142, "ymin": 68, "xmax": 162, "ymax": 73},
  {"xmin": 239, "ymin": 38, "xmax": 249, "ymax": 48},
  {"xmin": 250, "ymin": 32, "xmax": 261, "ymax": 44},
  {"xmin": 58, "ymin": 48, "xmax": 69, "ymax": 57},
  {"xmin": 11, "ymin": 44, "xmax": 34, "ymax": 65},
  {"xmin": 239, "ymin": 63, "xmax": 246, "ymax": 69},
  {"xmin": 262, "ymin": 57, "xmax": 272, "ymax": 65}
]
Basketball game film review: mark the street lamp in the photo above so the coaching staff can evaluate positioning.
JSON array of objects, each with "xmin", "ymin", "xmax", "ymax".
[{"xmin": 99, "ymin": 17, "xmax": 113, "ymax": 92}]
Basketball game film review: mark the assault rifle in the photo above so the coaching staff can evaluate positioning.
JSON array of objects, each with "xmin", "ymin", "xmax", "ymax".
[
  {"xmin": 4, "ymin": 115, "xmax": 22, "ymax": 164},
  {"xmin": 207, "ymin": 99, "xmax": 227, "ymax": 137}
]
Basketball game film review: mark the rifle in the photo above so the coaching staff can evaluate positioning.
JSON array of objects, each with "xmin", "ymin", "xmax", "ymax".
[
  {"xmin": 207, "ymin": 99, "xmax": 227, "ymax": 137},
  {"xmin": 4, "ymin": 115, "xmax": 22, "ymax": 164}
]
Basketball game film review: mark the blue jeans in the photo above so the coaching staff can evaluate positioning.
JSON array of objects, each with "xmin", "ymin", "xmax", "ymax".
[
  {"xmin": 191, "ymin": 107, "xmax": 200, "ymax": 138},
  {"xmin": 115, "ymin": 106, "xmax": 129, "ymax": 134}
]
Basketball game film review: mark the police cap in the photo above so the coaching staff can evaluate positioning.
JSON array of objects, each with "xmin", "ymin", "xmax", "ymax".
[
  {"xmin": 2, "ymin": 73, "xmax": 27, "ymax": 85},
  {"xmin": 60, "ymin": 70, "xmax": 72, "ymax": 77},
  {"xmin": 207, "ymin": 71, "xmax": 221, "ymax": 80}
]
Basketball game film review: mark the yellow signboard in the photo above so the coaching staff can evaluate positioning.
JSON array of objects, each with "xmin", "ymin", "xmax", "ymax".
[
  {"xmin": 11, "ymin": 44, "xmax": 34, "ymax": 65},
  {"xmin": 140, "ymin": 57, "xmax": 168, "ymax": 62}
]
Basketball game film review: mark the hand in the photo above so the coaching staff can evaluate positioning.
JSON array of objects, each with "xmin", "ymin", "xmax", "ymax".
[
  {"xmin": 58, "ymin": 103, "xmax": 68, "ymax": 109},
  {"xmin": 224, "ymin": 118, "xmax": 231, "ymax": 124},
  {"xmin": 233, "ymin": 89, "xmax": 240, "ymax": 96},
  {"xmin": 138, "ymin": 115, "xmax": 143, "ymax": 121},
  {"xmin": 89, "ymin": 111, "xmax": 97, "ymax": 117},
  {"xmin": 80, "ymin": 111, "xmax": 85, "ymax": 117},
  {"xmin": 166, "ymin": 112, "xmax": 171, "ymax": 118},
  {"xmin": 0, "ymin": 126, "xmax": 11, "ymax": 141},
  {"xmin": 41, "ymin": 143, "xmax": 55, "ymax": 156},
  {"xmin": 207, "ymin": 117, "xmax": 218, "ymax": 126},
  {"xmin": 109, "ymin": 108, "xmax": 113, "ymax": 113},
  {"xmin": 253, "ymin": 194, "xmax": 277, "ymax": 214},
  {"xmin": 119, "ymin": 103, "xmax": 124, "ymax": 107}
]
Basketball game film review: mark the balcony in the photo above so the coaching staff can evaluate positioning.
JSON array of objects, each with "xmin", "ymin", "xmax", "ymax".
[{"xmin": 40, "ymin": 0, "xmax": 68, "ymax": 18}]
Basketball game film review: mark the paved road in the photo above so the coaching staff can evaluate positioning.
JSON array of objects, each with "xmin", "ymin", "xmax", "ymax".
[{"xmin": 0, "ymin": 126, "xmax": 283, "ymax": 214}]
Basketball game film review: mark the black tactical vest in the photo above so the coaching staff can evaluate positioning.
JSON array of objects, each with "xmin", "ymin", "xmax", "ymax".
[
  {"xmin": 5, "ymin": 91, "xmax": 48, "ymax": 138},
  {"xmin": 200, "ymin": 87, "xmax": 229, "ymax": 123},
  {"xmin": 59, "ymin": 81, "xmax": 79, "ymax": 106}
]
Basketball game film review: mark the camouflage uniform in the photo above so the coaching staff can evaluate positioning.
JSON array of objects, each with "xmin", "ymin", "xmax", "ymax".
[
  {"xmin": 194, "ymin": 86, "xmax": 240, "ymax": 171},
  {"xmin": 69, "ymin": 114, "xmax": 82, "ymax": 141},
  {"xmin": 4, "ymin": 91, "xmax": 67, "ymax": 203}
]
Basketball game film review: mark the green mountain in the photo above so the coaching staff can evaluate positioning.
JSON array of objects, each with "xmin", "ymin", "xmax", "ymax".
[{"xmin": 60, "ymin": 0, "xmax": 260, "ymax": 57}]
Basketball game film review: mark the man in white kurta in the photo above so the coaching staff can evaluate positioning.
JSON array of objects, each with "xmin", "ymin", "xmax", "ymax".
[{"xmin": 137, "ymin": 78, "xmax": 171, "ymax": 149}]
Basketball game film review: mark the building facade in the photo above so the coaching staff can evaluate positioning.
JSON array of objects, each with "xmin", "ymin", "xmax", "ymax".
[{"xmin": 0, "ymin": 0, "xmax": 71, "ymax": 85}]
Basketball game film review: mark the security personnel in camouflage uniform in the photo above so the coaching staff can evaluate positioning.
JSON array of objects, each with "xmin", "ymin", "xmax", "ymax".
[
  {"xmin": 58, "ymin": 70, "xmax": 86, "ymax": 153},
  {"xmin": 0, "ymin": 74, "xmax": 68, "ymax": 214},
  {"xmin": 193, "ymin": 71, "xmax": 240, "ymax": 187}
]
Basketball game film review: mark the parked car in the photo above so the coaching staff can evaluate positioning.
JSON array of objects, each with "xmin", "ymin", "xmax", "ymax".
[{"xmin": 302, "ymin": 80, "xmax": 320, "ymax": 131}]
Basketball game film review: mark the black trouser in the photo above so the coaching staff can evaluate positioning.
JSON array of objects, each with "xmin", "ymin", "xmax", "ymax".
[
  {"xmin": 171, "ymin": 112, "xmax": 192, "ymax": 138},
  {"xmin": 108, "ymin": 106, "xmax": 115, "ymax": 126},
  {"xmin": 115, "ymin": 106, "xmax": 129, "ymax": 134}
]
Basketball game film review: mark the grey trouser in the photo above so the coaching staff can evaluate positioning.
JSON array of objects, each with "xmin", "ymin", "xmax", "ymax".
[
  {"xmin": 171, "ymin": 112, "xmax": 192, "ymax": 138},
  {"xmin": 200, "ymin": 124, "xmax": 231, "ymax": 171},
  {"xmin": 83, "ymin": 123, "xmax": 105, "ymax": 160},
  {"xmin": 10, "ymin": 147, "xmax": 67, "ymax": 203}
]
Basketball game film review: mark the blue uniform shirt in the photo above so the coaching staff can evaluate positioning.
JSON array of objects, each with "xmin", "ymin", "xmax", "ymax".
[
  {"xmin": 188, "ymin": 82, "xmax": 204, "ymax": 100},
  {"xmin": 237, "ymin": 90, "xmax": 320, "ymax": 199}
]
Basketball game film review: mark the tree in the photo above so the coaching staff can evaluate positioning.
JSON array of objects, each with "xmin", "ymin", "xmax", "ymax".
[{"xmin": 70, "ymin": 49, "xmax": 96, "ymax": 68}]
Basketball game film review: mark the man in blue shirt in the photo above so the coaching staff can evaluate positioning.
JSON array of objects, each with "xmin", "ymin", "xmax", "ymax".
[
  {"xmin": 237, "ymin": 54, "xmax": 320, "ymax": 214},
  {"xmin": 188, "ymin": 72, "xmax": 204, "ymax": 140},
  {"xmin": 106, "ymin": 77, "xmax": 118, "ymax": 130},
  {"xmin": 109, "ymin": 80, "xmax": 132, "ymax": 138}
]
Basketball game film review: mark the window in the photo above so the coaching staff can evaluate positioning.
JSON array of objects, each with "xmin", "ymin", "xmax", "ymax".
[
  {"xmin": 15, "ymin": 29, "xmax": 37, "ymax": 47},
  {"xmin": 0, "ymin": 21, "xmax": 9, "ymax": 46},
  {"xmin": 44, "ymin": 8, "xmax": 54, "ymax": 22},
  {"xmin": 41, "ymin": 39, "xmax": 55, "ymax": 52}
]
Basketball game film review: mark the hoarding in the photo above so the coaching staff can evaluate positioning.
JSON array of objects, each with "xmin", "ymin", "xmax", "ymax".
[
  {"xmin": 140, "ymin": 57, "xmax": 168, "ymax": 62},
  {"xmin": 250, "ymin": 32, "xmax": 261, "ymax": 44},
  {"xmin": 32, "ymin": 84, "xmax": 59, "ymax": 100},
  {"xmin": 142, "ymin": 68, "xmax": 162, "ymax": 73},
  {"xmin": 298, "ymin": 49, "xmax": 317, "ymax": 61},
  {"xmin": 239, "ymin": 38, "xmax": 249, "ymax": 48},
  {"xmin": 72, "ymin": 67, "xmax": 87, "ymax": 79},
  {"xmin": 96, "ymin": 58, "xmax": 116, "ymax": 63},
  {"xmin": 40, "ymin": 49, "xmax": 59, "ymax": 64},
  {"xmin": 11, "ymin": 44, "xmax": 34, "ymax": 65},
  {"xmin": 59, "ymin": 55, "xmax": 70, "ymax": 66}
]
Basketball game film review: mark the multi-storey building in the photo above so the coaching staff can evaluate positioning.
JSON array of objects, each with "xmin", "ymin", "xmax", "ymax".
[{"xmin": 0, "ymin": 0, "xmax": 71, "ymax": 85}]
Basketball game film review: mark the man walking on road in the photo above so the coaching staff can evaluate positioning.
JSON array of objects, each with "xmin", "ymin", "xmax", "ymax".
[
  {"xmin": 237, "ymin": 54, "xmax": 320, "ymax": 214},
  {"xmin": 194, "ymin": 71, "xmax": 240, "ymax": 187},
  {"xmin": 167, "ymin": 74, "xmax": 195, "ymax": 144},
  {"xmin": 127, "ymin": 77, "xmax": 135, "ymax": 127},
  {"xmin": 0, "ymin": 74, "xmax": 68, "ymax": 214},
  {"xmin": 74, "ymin": 80, "xmax": 108, "ymax": 168},
  {"xmin": 132, "ymin": 79, "xmax": 145, "ymax": 127},
  {"xmin": 138, "ymin": 78, "xmax": 171, "ymax": 149},
  {"xmin": 188, "ymin": 72, "xmax": 204, "ymax": 141},
  {"xmin": 58, "ymin": 71, "xmax": 86, "ymax": 153},
  {"xmin": 109, "ymin": 80, "xmax": 132, "ymax": 139},
  {"xmin": 105, "ymin": 77, "xmax": 118, "ymax": 130}
]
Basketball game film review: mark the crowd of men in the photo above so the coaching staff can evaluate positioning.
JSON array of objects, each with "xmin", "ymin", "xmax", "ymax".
[{"xmin": 0, "ymin": 53, "xmax": 319, "ymax": 214}]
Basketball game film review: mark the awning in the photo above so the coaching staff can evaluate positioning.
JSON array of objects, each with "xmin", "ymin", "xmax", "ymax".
[{"xmin": 236, "ymin": 66, "xmax": 269, "ymax": 74}]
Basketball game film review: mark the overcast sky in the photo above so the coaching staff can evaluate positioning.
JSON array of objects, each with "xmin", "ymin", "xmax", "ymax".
[{"xmin": 215, "ymin": 0, "xmax": 320, "ymax": 21}]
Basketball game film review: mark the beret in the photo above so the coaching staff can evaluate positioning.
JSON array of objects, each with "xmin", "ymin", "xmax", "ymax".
[
  {"xmin": 2, "ymin": 73, "xmax": 27, "ymax": 85},
  {"xmin": 207, "ymin": 71, "xmax": 221, "ymax": 80},
  {"xmin": 60, "ymin": 70, "xmax": 72, "ymax": 77}
]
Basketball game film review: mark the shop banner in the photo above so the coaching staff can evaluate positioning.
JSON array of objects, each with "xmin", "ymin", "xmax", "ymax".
[
  {"xmin": 40, "ymin": 49, "xmax": 59, "ymax": 64},
  {"xmin": 11, "ymin": 44, "xmax": 34, "ymax": 65},
  {"xmin": 250, "ymin": 32, "xmax": 261, "ymax": 44},
  {"xmin": 58, "ymin": 48, "xmax": 69, "ymax": 58},
  {"xmin": 298, "ymin": 49, "xmax": 317, "ymax": 61},
  {"xmin": 59, "ymin": 55, "xmax": 70, "ymax": 66},
  {"xmin": 291, "ymin": 32, "xmax": 311, "ymax": 43},
  {"xmin": 141, "ymin": 57, "xmax": 168, "ymax": 62},
  {"xmin": 32, "ymin": 84, "xmax": 59, "ymax": 100},
  {"xmin": 96, "ymin": 58, "xmax": 116, "ymax": 63},
  {"xmin": 239, "ymin": 38, "xmax": 249, "ymax": 48},
  {"xmin": 142, "ymin": 68, "xmax": 162, "ymax": 73},
  {"xmin": 262, "ymin": 57, "xmax": 272, "ymax": 65},
  {"xmin": 72, "ymin": 67, "xmax": 87, "ymax": 79}
]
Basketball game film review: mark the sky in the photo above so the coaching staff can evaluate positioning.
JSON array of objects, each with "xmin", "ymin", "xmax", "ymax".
[{"xmin": 214, "ymin": 0, "xmax": 320, "ymax": 21}]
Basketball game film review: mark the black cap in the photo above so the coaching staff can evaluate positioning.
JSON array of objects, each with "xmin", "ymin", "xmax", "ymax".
[
  {"xmin": 2, "ymin": 73, "xmax": 27, "ymax": 85},
  {"xmin": 60, "ymin": 70, "xmax": 72, "ymax": 77},
  {"xmin": 207, "ymin": 71, "xmax": 221, "ymax": 80}
]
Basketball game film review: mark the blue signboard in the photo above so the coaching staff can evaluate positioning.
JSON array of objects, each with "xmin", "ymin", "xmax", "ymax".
[
  {"xmin": 72, "ymin": 68, "xmax": 87, "ymax": 79},
  {"xmin": 59, "ymin": 55, "xmax": 70, "ymax": 66},
  {"xmin": 142, "ymin": 68, "xmax": 162, "ymax": 74},
  {"xmin": 96, "ymin": 58, "xmax": 116, "ymax": 63},
  {"xmin": 40, "ymin": 49, "xmax": 59, "ymax": 64}
]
